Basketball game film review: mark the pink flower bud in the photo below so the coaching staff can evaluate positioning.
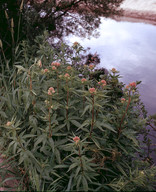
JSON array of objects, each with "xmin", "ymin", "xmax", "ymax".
[
  {"xmin": 44, "ymin": 69, "xmax": 49, "ymax": 73},
  {"xmin": 64, "ymin": 73, "xmax": 70, "ymax": 78},
  {"xmin": 111, "ymin": 68, "xmax": 117, "ymax": 73},
  {"xmin": 89, "ymin": 88, "xmax": 96, "ymax": 94},
  {"xmin": 89, "ymin": 64, "xmax": 94, "ymax": 70},
  {"xmin": 98, "ymin": 80, "xmax": 107, "ymax": 86},
  {"xmin": 73, "ymin": 42, "xmax": 79, "ymax": 46},
  {"xmin": 121, "ymin": 98, "xmax": 126, "ymax": 103},
  {"xmin": 67, "ymin": 66, "xmax": 72, "ymax": 70},
  {"xmin": 6, "ymin": 121, "xmax": 12, "ymax": 126},
  {"xmin": 52, "ymin": 66, "xmax": 57, "ymax": 70},
  {"xmin": 51, "ymin": 62, "xmax": 61, "ymax": 67},
  {"xmin": 129, "ymin": 82, "xmax": 136, "ymax": 88},
  {"xmin": 55, "ymin": 62, "xmax": 61, "ymax": 67},
  {"xmin": 73, "ymin": 136, "xmax": 80, "ymax": 144},
  {"xmin": 81, "ymin": 78, "xmax": 87, "ymax": 83},
  {"xmin": 48, "ymin": 87, "xmax": 55, "ymax": 95}
]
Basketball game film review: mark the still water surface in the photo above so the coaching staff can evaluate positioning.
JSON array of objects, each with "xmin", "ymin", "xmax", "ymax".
[{"xmin": 66, "ymin": 18, "xmax": 156, "ymax": 115}]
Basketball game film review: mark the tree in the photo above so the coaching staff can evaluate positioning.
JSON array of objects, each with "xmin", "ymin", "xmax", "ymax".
[{"xmin": 0, "ymin": 0, "xmax": 124, "ymax": 64}]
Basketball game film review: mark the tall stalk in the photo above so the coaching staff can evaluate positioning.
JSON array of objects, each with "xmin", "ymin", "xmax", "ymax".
[
  {"xmin": 90, "ymin": 94, "xmax": 94, "ymax": 137},
  {"xmin": 49, "ymin": 96, "xmax": 52, "ymax": 138},
  {"xmin": 118, "ymin": 90, "xmax": 131, "ymax": 138},
  {"xmin": 66, "ymin": 79, "xmax": 69, "ymax": 120}
]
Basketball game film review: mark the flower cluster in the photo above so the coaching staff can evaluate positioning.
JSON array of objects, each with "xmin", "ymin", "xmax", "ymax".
[
  {"xmin": 64, "ymin": 73, "xmax": 70, "ymax": 79},
  {"xmin": 89, "ymin": 88, "xmax": 96, "ymax": 94},
  {"xmin": 121, "ymin": 98, "xmax": 126, "ymax": 103},
  {"xmin": 73, "ymin": 136, "xmax": 80, "ymax": 144},
  {"xmin": 52, "ymin": 66, "xmax": 57, "ymax": 70},
  {"xmin": 111, "ymin": 68, "xmax": 117, "ymax": 73},
  {"xmin": 89, "ymin": 64, "xmax": 95, "ymax": 70},
  {"xmin": 126, "ymin": 82, "xmax": 137, "ymax": 89},
  {"xmin": 81, "ymin": 78, "xmax": 87, "ymax": 83},
  {"xmin": 48, "ymin": 87, "xmax": 55, "ymax": 95},
  {"xmin": 73, "ymin": 42, "xmax": 79, "ymax": 47},
  {"xmin": 67, "ymin": 66, "xmax": 72, "ymax": 70},
  {"xmin": 44, "ymin": 69, "xmax": 49, "ymax": 73},
  {"xmin": 98, "ymin": 79, "xmax": 107, "ymax": 87},
  {"xmin": 51, "ymin": 62, "xmax": 61, "ymax": 67}
]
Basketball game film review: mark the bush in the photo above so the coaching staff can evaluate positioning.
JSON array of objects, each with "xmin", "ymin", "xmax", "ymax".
[{"xmin": 0, "ymin": 37, "xmax": 156, "ymax": 191}]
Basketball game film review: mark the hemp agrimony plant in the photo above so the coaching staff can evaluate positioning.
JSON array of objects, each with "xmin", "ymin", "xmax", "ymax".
[{"xmin": 0, "ymin": 38, "xmax": 156, "ymax": 191}]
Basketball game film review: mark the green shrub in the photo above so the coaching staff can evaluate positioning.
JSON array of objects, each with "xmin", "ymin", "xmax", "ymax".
[{"xmin": 0, "ymin": 37, "xmax": 156, "ymax": 191}]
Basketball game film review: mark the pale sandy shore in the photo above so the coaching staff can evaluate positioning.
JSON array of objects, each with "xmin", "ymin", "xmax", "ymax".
[{"xmin": 121, "ymin": 0, "xmax": 156, "ymax": 25}]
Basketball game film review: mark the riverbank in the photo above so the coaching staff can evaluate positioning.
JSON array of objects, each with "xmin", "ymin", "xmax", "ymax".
[{"xmin": 121, "ymin": 0, "xmax": 156, "ymax": 25}]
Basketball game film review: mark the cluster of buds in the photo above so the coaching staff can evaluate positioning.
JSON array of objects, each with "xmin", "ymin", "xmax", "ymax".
[
  {"xmin": 126, "ymin": 82, "xmax": 137, "ymax": 90},
  {"xmin": 6, "ymin": 121, "xmax": 12, "ymax": 126},
  {"xmin": 73, "ymin": 136, "xmax": 80, "ymax": 144},
  {"xmin": 81, "ymin": 78, "xmax": 87, "ymax": 84},
  {"xmin": 98, "ymin": 79, "xmax": 107, "ymax": 87},
  {"xmin": 41, "ymin": 68, "xmax": 49, "ymax": 74},
  {"xmin": 37, "ymin": 60, "xmax": 42, "ymax": 68},
  {"xmin": 67, "ymin": 66, "xmax": 72, "ymax": 70},
  {"xmin": 51, "ymin": 62, "xmax": 61, "ymax": 67},
  {"xmin": 111, "ymin": 68, "xmax": 117, "ymax": 73},
  {"xmin": 48, "ymin": 87, "xmax": 55, "ymax": 95},
  {"xmin": 89, "ymin": 64, "xmax": 95, "ymax": 70},
  {"xmin": 89, "ymin": 88, "xmax": 96, "ymax": 94},
  {"xmin": 73, "ymin": 41, "xmax": 79, "ymax": 47},
  {"xmin": 45, "ymin": 100, "xmax": 50, "ymax": 105},
  {"xmin": 52, "ymin": 66, "xmax": 57, "ymax": 70},
  {"xmin": 64, "ymin": 73, "xmax": 70, "ymax": 80},
  {"xmin": 121, "ymin": 98, "xmax": 126, "ymax": 103}
]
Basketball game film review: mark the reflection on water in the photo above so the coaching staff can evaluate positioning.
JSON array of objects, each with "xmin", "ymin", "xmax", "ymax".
[{"xmin": 66, "ymin": 18, "xmax": 156, "ymax": 115}]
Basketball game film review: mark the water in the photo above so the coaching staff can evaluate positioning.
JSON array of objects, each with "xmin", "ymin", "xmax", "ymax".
[{"xmin": 66, "ymin": 17, "xmax": 156, "ymax": 115}]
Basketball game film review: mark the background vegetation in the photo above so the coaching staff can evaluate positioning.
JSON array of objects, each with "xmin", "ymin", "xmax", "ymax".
[{"xmin": 0, "ymin": 0, "xmax": 156, "ymax": 191}]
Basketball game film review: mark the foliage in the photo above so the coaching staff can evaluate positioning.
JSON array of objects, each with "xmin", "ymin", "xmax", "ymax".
[
  {"xmin": 0, "ymin": 0, "xmax": 124, "ymax": 64},
  {"xmin": 0, "ymin": 36, "xmax": 156, "ymax": 191}
]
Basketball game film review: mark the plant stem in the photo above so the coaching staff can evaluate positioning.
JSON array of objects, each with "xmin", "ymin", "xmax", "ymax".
[
  {"xmin": 29, "ymin": 70, "xmax": 32, "ymax": 91},
  {"xmin": 49, "ymin": 97, "xmax": 52, "ymax": 137},
  {"xmin": 118, "ymin": 91, "xmax": 131, "ymax": 138},
  {"xmin": 78, "ymin": 145, "xmax": 83, "ymax": 172},
  {"xmin": 57, "ymin": 71, "xmax": 59, "ymax": 94},
  {"xmin": 90, "ymin": 94, "xmax": 94, "ymax": 137},
  {"xmin": 66, "ymin": 80, "xmax": 69, "ymax": 120}
]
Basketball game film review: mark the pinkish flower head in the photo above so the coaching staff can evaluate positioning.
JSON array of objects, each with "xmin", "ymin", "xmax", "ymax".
[
  {"xmin": 44, "ymin": 68, "xmax": 49, "ymax": 73},
  {"xmin": 98, "ymin": 80, "xmax": 107, "ymax": 87},
  {"xmin": 6, "ymin": 121, "xmax": 12, "ymax": 126},
  {"xmin": 64, "ymin": 73, "xmax": 70, "ymax": 78},
  {"xmin": 55, "ymin": 62, "xmax": 61, "ymax": 67},
  {"xmin": 51, "ymin": 62, "xmax": 61, "ymax": 67},
  {"xmin": 129, "ymin": 82, "xmax": 136, "ymax": 88},
  {"xmin": 48, "ymin": 87, "xmax": 55, "ymax": 95},
  {"xmin": 121, "ymin": 98, "xmax": 126, "ymax": 103},
  {"xmin": 52, "ymin": 66, "xmax": 57, "ymax": 70},
  {"xmin": 81, "ymin": 78, "xmax": 87, "ymax": 83},
  {"xmin": 89, "ymin": 64, "xmax": 95, "ymax": 70},
  {"xmin": 73, "ymin": 136, "xmax": 80, "ymax": 144},
  {"xmin": 67, "ymin": 66, "xmax": 72, "ymax": 70},
  {"xmin": 111, "ymin": 68, "xmax": 117, "ymax": 73},
  {"xmin": 89, "ymin": 88, "xmax": 96, "ymax": 94}
]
